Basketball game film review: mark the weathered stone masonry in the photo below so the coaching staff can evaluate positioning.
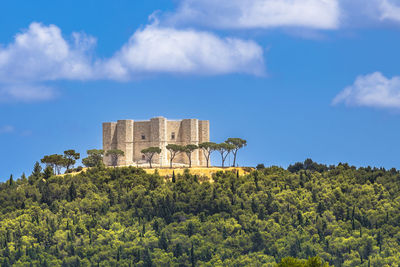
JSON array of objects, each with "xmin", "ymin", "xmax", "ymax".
[{"xmin": 103, "ymin": 117, "xmax": 210, "ymax": 167}]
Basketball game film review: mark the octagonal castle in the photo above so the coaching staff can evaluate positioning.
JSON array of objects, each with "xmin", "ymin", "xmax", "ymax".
[{"xmin": 103, "ymin": 117, "xmax": 210, "ymax": 167}]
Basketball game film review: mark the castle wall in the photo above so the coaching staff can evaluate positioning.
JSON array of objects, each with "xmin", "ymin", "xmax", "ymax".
[
  {"xmin": 150, "ymin": 117, "xmax": 168, "ymax": 166},
  {"xmin": 181, "ymin": 119, "xmax": 199, "ymax": 166},
  {"xmin": 103, "ymin": 117, "xmax": 209, "ymax": 167},
  {"xmin": 102, "ymin": 122, "xmax": 117, "ymax": 166},
  {"xmin": 198, "ymin": 120, "xmax": 210, "ymax": 166},
  {"xmin": 132, "ymin": 121, "xmax": 151, "ymax": 164},
  {"xmin": 116, "ymin": 120, "xmax": 134, "ymax": 165},
  {"xmin": 166, "ymin": 120, "xmax": 186, "ymax": 163}
]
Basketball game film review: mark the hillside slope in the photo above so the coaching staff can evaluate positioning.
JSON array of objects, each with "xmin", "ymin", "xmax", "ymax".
[{"xmin": 0, "ymin": 163, "xmax": 399, "ymax": 266}]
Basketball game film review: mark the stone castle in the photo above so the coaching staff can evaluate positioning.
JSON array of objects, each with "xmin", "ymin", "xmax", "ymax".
[{"xmin": 103, "ymin": 117, "xmax": 210, "ymax": 167}]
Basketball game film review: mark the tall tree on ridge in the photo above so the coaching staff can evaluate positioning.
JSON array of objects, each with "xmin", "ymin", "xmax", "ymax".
[
  {"xmin": 41, "ymin": 154, "xmax": 66, "ymax": 175},
  {"xmin": 216, "ymin": 143, "xmax": 235, "ymax": 168},
  {"xmin": 63, "ymin": 150, "xmax": 80, "ymax": 171},
  {"xmin": 141, "ymin": 147, "xmax": 162, "ymax": 168},
  {"xmin": 106, "ymin": 149, "xmax": 125, "ymax": 168},
  {"xmin": 183, "ymin": 144, "xmax": 198, "ymax": 168},
  {"xmin": 226, "ymin": 138, "xmax": 247, "ymax": 167},
  {"xmin": 199, "ymin": 142, "xmax": 217, "ymax": 168},
  {"xmin": 166, "ymin": 144, "xmax": 184, "ymax": 168},
  {"xmin": 82, "ymin": 149, "xmax": 105, "ymax": 168}
]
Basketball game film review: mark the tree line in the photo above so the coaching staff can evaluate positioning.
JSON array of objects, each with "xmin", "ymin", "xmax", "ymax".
[{"xmin": 39, "ymin": 138, "xmax": 247, "ymax": 174}]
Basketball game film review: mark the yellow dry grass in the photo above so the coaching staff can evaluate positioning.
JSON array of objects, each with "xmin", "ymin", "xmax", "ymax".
[
  {"xmin": 143, "ymin": 167, "xmax": 253, "ymax": 178},
  {"xmin": 60, "ymin": 167, "xmax": 254, "ymax": 179}
]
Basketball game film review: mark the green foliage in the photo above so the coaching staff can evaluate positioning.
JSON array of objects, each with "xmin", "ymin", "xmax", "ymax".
[
  {"xmin": 225, "ymin": 138, "xmax": 247, "ymax": 167},
  {"xmin": 166, "ymin": 144, "xmax": 184, "ymax": 168},
  {"xmin": 277, "ymin": 256, "xmax": 328, "ymax": 267},
  {"xmin": 29, "ymin": 161, "xmax": 42, "ymax": 185},
  {"xmin": 82, "ymin": 149, "xmax": 104, "ymax": 168},
  {"xmin": 8, "ymin": 175, "xmax": 13, "ymax": 187},
  {"xmin": 288, "ymin": 159, "xmax": 328, "ymax": 173},
  {"xmin": 0, "ymin": 163, "xmax": 400, "ymax": 266},
  {"xmin": 63, "ymin": 150, "xmax": 80, "ymax": 171},
  {"xmin": 256, "ymin": 163, "xmax": 265, "ymax": 170},
  {"xmin": 105, "ymin": 149, "xmax": 125, "ymax": 167},
  {"xmin": 215, "ymin": 142, "xmax": 235, "ymax": 167},
  {"xmin": 41, "ymin": 154, "xmax": 66, "ymax": 175}
]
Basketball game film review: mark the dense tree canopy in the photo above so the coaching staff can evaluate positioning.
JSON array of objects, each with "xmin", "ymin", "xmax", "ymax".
[{"xmin": 0, "ymin": 160, "xmax": 400, "ymax": 266}]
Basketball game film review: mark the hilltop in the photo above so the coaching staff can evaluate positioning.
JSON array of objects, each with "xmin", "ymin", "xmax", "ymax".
[
  {"xmin": 62, "ymin": 167, "xmax": 253, "ymax": 180},
  {"xmin": 0, "ymin": 161, "xmax": 400, "ymax": 266}
]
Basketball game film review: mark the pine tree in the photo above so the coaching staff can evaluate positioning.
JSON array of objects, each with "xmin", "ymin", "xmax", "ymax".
[
  {"xmin": 29, "ymin": 162, "xmax": 42, "ymax": 184},
  {"xmin": 43, "ymin": 166, "xmax": 53, "ymax": 180},
  {"xmin": 21, "ymin": 173, "xmax": 27, "ymax": 182}
]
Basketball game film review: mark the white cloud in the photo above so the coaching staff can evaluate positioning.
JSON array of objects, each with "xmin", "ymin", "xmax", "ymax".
[
  {"xmin": 333, "ymin": 72, "xmax": 400, "ymax": 109},
  {"xmin": 0, "ymin": 125, "xmax": 14, "ymax": 134},
  {"xmin": 0, "ymin": 22, "xmax": 95, "ymax": 83},
  {"xmin": 0, "ymin": 22, "xmax": 96, "ymax": 102},
  {"xmin": 166, "ymin": 0, "xmax": 340, "ymax": 30},
  {"xmin": 166, "ymin": 0, "xmax": 400, "ymax": 30},
  {"xmin": 337, "ymin": 0, "xmax": 400, "ymax": 27},
  {"xmin": 379, "ymin": 0, "xmax": 400, "ymax": 22},
  {"xmin": 0, "ymin": 22, "xmax": 266, "ymax": 101},
  {"xmin": 102, "ymin": 25, "xmax": 265, "ymax": 79}
]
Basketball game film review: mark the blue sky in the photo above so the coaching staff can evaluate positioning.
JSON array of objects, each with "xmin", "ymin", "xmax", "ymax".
[{"xmin": 2, "ymin": 0, "xmax": 400, "ymax": 180}]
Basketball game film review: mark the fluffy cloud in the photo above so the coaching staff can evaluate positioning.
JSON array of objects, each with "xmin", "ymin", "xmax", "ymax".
[
  {"xmin": 166, "ymin": 0, "xmax": 340, "ymax": 30},
  {"xmin": 379, "ymin": 0, "xmax": 400, "ymax": 22},
  {"xmin": 166, "ymin": 0, "xmax": 400, "ymax": 30},
  {"xmin": 0, "ymin": 22, "xmax": 95, "ymax": 83},
  {"xmin": 0, "ymin": 22, "xmax": 96, "ymax": 101},
  {"xmin": 102, "ymin": 25, "xmax": 265, "ymax": 79},
  {"xmin": 333, "ymin": 72, "xmax": 400, "ymax": 109},
  {"xmin": 0, "ymin": 22, "xmax": 265, "ymax": 101}
]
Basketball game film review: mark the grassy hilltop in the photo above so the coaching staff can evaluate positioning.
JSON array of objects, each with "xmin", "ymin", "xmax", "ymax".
[{"xmin": 0, "ymin": 160, "xmax": 400, "ymax": 266}]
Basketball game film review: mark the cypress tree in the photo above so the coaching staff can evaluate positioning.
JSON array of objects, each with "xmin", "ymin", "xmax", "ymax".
[
  {"xmin": 8, "ymin": 174, "xmax": 13, "ymax": 186},
  {"xmin": 68, "ymin": 182, "xmax": 77, "ymax": 201},
  {"xmin": 158, "ymin": 232, "xmax": 168, "ymax": 250}
]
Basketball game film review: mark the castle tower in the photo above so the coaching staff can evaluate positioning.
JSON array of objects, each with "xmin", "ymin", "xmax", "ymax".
[{"xmin": 102, "ymin": 117, "xmax": 210, "ymax": 167}]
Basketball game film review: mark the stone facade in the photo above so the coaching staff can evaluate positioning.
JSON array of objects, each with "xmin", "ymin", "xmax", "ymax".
[{"xmin": 103, "ymin": 117, "xmax": 210, "ymax": 167}]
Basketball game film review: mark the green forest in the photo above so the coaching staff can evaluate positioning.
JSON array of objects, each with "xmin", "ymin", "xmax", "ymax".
[{"xmin": 1, "ymin": 159, "xmax": 400, "ymax": 266}]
